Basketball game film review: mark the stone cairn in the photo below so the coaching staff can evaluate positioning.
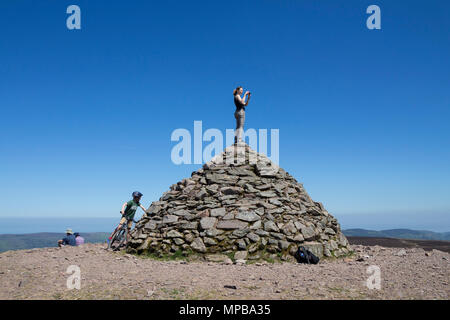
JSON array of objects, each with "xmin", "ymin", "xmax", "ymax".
[{"xmin": 128, "ymin": 143, "xmax": 352, "ymax": 262}]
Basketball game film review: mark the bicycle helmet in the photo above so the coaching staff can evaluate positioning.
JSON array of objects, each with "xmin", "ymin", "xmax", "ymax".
[{"xmin": 132, "ymin": 191, "xmax": 143, "ymax": 198}]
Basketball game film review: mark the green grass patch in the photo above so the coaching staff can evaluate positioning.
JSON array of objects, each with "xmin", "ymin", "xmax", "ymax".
[{"xmin": 159, "ymin": 287, "xmax": 186, "ymax": 299}]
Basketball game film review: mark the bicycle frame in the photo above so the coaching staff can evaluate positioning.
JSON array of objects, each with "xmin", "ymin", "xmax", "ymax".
[{"xmin": 108, "ymin": 214, "xmax": 137, "ymax": 251}]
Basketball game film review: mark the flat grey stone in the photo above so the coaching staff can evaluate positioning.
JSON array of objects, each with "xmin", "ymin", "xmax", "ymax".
[
  {"xmin": 166, "ymin": 230, "xmax": 183, "ymax": 238},
  {"xmin": 236, "ymin": 239, "xmax": 247, "ymax": 250},
  {"xmin": 210, "ymin": 207, "xmax": 226, "ymax": 217},
  {"xmin": 234, "ymin": 251, "xmax": 248, "ymax": 260},
  {"xmin": 144, "ymin": 221, "xmax": 158, "ymax": 230},
  {"xmin": 259, "ymin": 191, "xmax": 277, "ymax": 198},
  {"xmin": 205, "ymin": 228, "xmax": 222, "ymax": 237},
  {"xmin": 278, "ymin": 240, "xmax": 290, "ymax": 250},
  {"xmin": 269, "ymin": 199, "xmax": 283, "ymax": 206},
  {"xmin": 264, "ymin": 221, "xmax": 279, "ymax": 232},
  {"xmin": 173, "ymin": 209, "xmax": 190, "ymax": 216},
  {"xmin": 203, "ymin": 237, "xmax": 217, "ymax": 245},
  {"xmin": 220, "ymin": 186, "xmax": 243, "ymax": 195},
  {"xmin": 200, "ymin": 217, "xmax": 217, "ymax": 230},
  {"xmin": 247, "ymin": 232, "xmax": 260, "ymax": 242},
  {"xmin": 303, "ymin": 241, "xmax": 324, "ymax": 258},
  {"xmin": 162, "ymin": 215, "xmax": 178, "ymax": 224},
  {"xmin": 235, "ymin": 210, "xmax": 261, "ymax": 222},
  {"xmin": 195, "ymin": 189, "xmax": 208, "ymax": 200},
  {"xmin": 255, "ymin": 229, "xmax": 269, "ymax": 237},
  {"xmin": 250, "ymin": 220, "xmax": 262, "ymax": 229},
  {"xmin": 179, "ymin": 222, "xmax": 198, "ymax": 230},
  {"xmin": 281, "ymin": 221, "xmax": 297, "ymax": 235},
  {"xmin": 301, "ymin": 226, "xmax": 316, "ymax": 240},
  {"xmin": 190, "ymin": 238, "xmax": 206, "ymax": 253},
  {"xmin": 232, "ymin": 228, "xmax": 250, "ymax": 238},
  {"xmin": 217, "ymin": 220, "xmax": 248, "ymax": 230},
  {"xmin": 222, "ymin": 212, "xmax": 235, "ymax": 220},
  {"xmin": 173, "ymin": 238, "xmax": 185, "ymax": 245},
  {"xmin": 205, "ymin": 254, "xmax": 230, "ymax": 262}
]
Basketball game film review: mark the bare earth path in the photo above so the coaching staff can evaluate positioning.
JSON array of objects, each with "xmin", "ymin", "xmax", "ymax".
[{"xmin": 0, "ymin": 243, "xmax": 448, "ymax": 300}]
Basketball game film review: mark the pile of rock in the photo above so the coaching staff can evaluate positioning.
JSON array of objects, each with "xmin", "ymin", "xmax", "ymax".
[{"xmin": 128, "ymin": 143, "xmax": 351, "ymax": 262}]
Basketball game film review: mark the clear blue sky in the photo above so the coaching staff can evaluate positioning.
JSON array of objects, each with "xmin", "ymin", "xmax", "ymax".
[{"xmin": 1, "ymin": 1, "xmax": 449, "ymax": 231}]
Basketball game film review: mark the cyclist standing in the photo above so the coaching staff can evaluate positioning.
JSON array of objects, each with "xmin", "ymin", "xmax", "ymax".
[{"xmin": 109, "ymin": 191, "xmax": 147, "ymax": 244}]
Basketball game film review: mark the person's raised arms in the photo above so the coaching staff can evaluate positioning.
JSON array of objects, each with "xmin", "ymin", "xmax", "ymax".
[{"xmin": 245, "ymin": 92, "xmax": 251, "ymax": 106}]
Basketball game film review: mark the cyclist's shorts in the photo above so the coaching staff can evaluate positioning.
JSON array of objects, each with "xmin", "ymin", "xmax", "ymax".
[{"xmin": 119, "ymin": 217, "xmax": 133, "ymax": 229}]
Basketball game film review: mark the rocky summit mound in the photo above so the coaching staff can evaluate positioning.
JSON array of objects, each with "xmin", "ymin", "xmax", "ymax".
[{"xmin": 128, "ymin": 143, "xmax": 351, "ymax": 261}]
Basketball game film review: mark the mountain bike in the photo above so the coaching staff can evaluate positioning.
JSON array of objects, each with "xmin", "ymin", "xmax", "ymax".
[{"xmin": 108, "ymin": 214, "xmax": 137, "ymax": 251}]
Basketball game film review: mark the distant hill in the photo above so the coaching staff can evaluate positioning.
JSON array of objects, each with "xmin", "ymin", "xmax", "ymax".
[
  {"xmin": 343, "ymin": 229, "xmax": 450, "ymax": 241},
  {"xmin": 1, "ymin": 229, "xmax": 449, "ymax": 253},
  {"xmin": 0, "ymin": 232, "xmax": 109, "ymax": 252}
]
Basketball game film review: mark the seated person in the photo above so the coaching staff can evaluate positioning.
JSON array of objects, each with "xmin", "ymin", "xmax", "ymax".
[
  {"xmin": 74, "ymin": 232, "xmax": 85, "ymax": 246},
  {"xmin": 57, "ymin": 228, "xmax": 76, "ymax": 247}
]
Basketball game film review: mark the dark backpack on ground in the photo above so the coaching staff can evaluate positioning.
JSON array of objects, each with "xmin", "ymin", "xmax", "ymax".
[{"xmin": 294, "ymin": 246, "xmax": 320, "ymax": 264}]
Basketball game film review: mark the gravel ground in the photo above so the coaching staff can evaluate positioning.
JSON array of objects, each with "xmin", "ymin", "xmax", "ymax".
[{"xmin": 0, "ymin": 243, "xmax": 448, "ymax": 300}]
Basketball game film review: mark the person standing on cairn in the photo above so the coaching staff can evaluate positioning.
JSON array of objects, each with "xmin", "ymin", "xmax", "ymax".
[{"xmin": 233, "ymin": 86, "xmax": 251, "ymax": 143}]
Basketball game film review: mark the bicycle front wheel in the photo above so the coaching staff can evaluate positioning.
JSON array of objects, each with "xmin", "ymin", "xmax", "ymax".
[{"xmin": 110, "ymin": 228, "xmax": 126, "ymax": 250}]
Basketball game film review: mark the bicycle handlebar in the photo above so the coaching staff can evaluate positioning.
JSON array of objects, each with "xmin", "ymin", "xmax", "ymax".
[{"xmin": 120, "ymin": 212, "xmax": 137, "ymax": 223}]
